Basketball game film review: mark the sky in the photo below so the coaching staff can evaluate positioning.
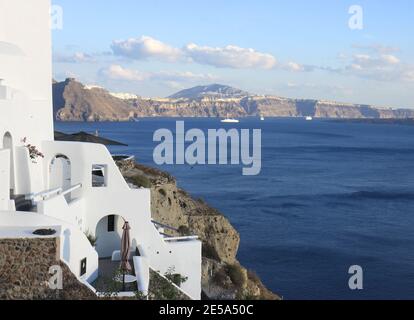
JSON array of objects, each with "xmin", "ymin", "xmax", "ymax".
[{"xmin": 52, "ymin": 0, "xmax": 414, "ymax": 108}]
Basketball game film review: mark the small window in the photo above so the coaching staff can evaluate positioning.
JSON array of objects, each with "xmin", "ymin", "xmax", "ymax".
[
  {"xmin": 80, "ymin": 258, "xmax": 87, "ymax": 276},
  {"xmin": 108, "ymin": 215, "xmax": 115, "ymax": 232},
  {"xmin": 92, "ymin": 164, "xmax": 108, "ymax": 187}
]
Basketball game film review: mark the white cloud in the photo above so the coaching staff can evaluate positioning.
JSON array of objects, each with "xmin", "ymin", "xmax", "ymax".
[
  {"xmin": 343, "ymin": 53, "xmax": 412, "ymax": 82},
  {"xmin": 351, "ymin": 44, "xmax": 401, "ymax": 54},
  {"xmin": 380, "ymin": 54, "xmax": 400, "ymax": 65},
  {"xmin": 54, "ymin": 52, "xmax": 96, "ymax": 63},
  {"xmin": 152, "ymin": 70, "xmax": 216, "ymax": 82},
  {"xmin": 286, "ymin": 62, "xmax": 304, "ymax": 72},
  {"xmin": 402, "ymin": 69, "xmax": 414, "ymax": 82},
  {"xmin": 99, "ymin": 65, "xmax": 216, "ymax": 83},
  {"xmin": 111, "ymin": 36, "xmax": 183, "ymax": 62},
  {"xmin": 184, "ymin": 43, "xmax": 277, "ymax": 69},
  {"xmin": 100, "ymin": 65, "xmax": 147, "ymax": 81},
  {"xmin": 110, "ymin": 36, "xmax": 277, "ymax": 69},
  {"xmin": 284, "ymin": 62, "xmax": 315, "ymax": 72},
  {"xmin": 352, "ymin": 53, "xmax": 400, "ymax": 68}
]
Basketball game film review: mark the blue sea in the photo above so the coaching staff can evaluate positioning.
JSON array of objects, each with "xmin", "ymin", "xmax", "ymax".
[{"xmin": 56, "ymin": 118, "xmax": 414, "ymax": 300}]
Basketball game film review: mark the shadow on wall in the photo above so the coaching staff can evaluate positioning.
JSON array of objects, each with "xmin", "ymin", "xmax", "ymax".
[
  {"xmin": 63, "ymin": 228, "xmax": 71, "ymax": 262},
  {"xmin": 3, "ymin": 132, "xmax": 14, "ymax": 192},
  {"xmin": 95, "ymin": 215, "xmax": 126, "ymax": 258}
]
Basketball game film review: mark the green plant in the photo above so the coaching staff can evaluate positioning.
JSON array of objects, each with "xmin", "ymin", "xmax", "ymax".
[
  {"xmin": 22, "ymin": 137, "xmax": 44, "ymax": 163},
  {"xmin": 247, "ymin": 270, "xmax": 261, "ymax": 283},
  {"xmin": 128, "ymin": 174, "xmax": 151, "ymax": 188},
  {"xmin": 236, "ymin": 290, "xmax": 259, "ymax": 301},
  {"xmin": 165, "ymin": 268, "xmax": 188, "ymax": 287},
  {"xmin": 178, "ymin": 225, "xmax": 191, "ymax": 236},
  {"xmin": 148, "ymin": 269, "xmax": 188, "ymax": 300},
  {"xmin": 226, "ymin": 264, "xmax": 245, "ymax": 289},
  {"xmin": 84, "ymin": 231, "xmax": 98, "ymax": 247},
  {"xmin": 94, "ymin": 268, "xmax": 124, "ymax": 298},
  {"xmin": 212, "ymin": 267, "xmax": 229, "ymax": 286},
  {"xmin": 134, "ymin": 290, "xmax": 148, "ymax": 300}
]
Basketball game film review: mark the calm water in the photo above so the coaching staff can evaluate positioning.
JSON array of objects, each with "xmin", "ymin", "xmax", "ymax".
[{"xmin": 56, "ymin": 118, "xmax": 414, "ymax": 300}]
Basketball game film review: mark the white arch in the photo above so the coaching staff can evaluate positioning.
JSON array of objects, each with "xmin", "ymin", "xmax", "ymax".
[
  {"xmin": 95, "ymin": 214, "xmax": 128, "ymax": 258},
  {"xmin": 49, "ymin": 154, "xmax": 72, "ymax": 200},
  {"xmin": 3, "ymin": 132, "xmax": 14, "ymax": 192}
]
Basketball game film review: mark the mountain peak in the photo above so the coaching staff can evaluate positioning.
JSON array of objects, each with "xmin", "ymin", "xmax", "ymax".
[{"xmin": 168, "ymin": 84, "xmax": 250, "ymax": 100}]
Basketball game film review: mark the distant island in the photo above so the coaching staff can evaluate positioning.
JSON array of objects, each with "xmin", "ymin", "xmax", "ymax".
[
  {"xmin": 333, "ymin": 118, "xmax": 414, "ymax": 125},
  {"xmin": 53, "ymin": 78, "xmax": 414, "ymax": 122}
]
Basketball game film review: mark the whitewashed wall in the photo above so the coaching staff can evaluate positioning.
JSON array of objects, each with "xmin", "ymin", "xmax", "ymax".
[
  {"xmin": 40, "ymin": 141, "xmax": 202, "ymax": 299},
  {"xmin": 0, "ymin": 0, "xmax": 53, "ymax": 194},
  {"xmin": 0, "ymin": 0, "xmax": 53, "ymax": 102},
  {"xmin": 0, "ymin": 212, "xmax": 99, "ymax": 283},
  {"xmin": 0, "ymin": 149, "xmax": 10, "ymax": 210}
]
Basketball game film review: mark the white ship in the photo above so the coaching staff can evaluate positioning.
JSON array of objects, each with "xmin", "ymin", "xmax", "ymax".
[
  {"xmin": 221, "ymin": 114, "xmax": 240, "ymax": 123},
  {"xmin": 221, "ymin": 118, "xmax": 240, "ymax": 123}
]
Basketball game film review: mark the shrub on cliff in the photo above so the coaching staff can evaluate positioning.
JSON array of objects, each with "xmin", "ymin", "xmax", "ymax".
[
  {"xmin": 178, "ymin": 225, "xmax": 192, "ymax": 236},
  {"xmin": 226, "ymin": 264, "xmax": 245, "ymax": 289},
  {"xmin": 128, "ymin": 174, "xmax": 151, "ymax": 188}
]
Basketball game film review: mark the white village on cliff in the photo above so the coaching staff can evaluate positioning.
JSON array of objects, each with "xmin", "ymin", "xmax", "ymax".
[{"xmin": 0, "ymin": 0, "xmax": 201, "ymax": 299}]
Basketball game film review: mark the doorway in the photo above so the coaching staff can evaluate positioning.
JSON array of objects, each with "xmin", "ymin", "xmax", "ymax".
[
  {"xmin": 3, "ymin": 132, "xmax": 14, "ymax": 196},
  {"xmin": 49, "ymin": 154, "xmax": 71, "ymax": 201},
  {"xmin": 95, "ymin": 215, "xmax": 125, "ymax": 258}
]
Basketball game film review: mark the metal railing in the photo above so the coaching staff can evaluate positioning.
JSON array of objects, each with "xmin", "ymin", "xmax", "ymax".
[
  {"xmin": 61, "ymin": 183, "xmax": 82, "ymax": 197},
  {"xmin": 26, "ymin": 187, "xmax": 63, "ymax": 202},
  {"xmin": 151, "ymin": 220, "xmax": 198, "ymax": 242},
  {"xmin": 163, "ymin": 236, "xmax": 199, "ymax": 242},
  {"xmin": 26, "ymin": 183, "xmax": 82, "ymax": 203},
  {"xmin": 152, "ymin": 220, "xmax": 179, "ymax": 233}
]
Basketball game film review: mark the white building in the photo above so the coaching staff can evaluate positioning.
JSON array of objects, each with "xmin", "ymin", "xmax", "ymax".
[{"xmin": 0, "ymin": 0, "xmax": 201, "ymax": 299}]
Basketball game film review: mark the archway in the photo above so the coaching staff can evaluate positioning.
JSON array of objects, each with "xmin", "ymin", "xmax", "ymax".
[
  {"xmin": 3, "ymin": 132, "xmax": 14, "ymax": 195},
  {"xmin": 95, "ymin": 215, "xmax": 126, "ymax": 258},
  {"xmin": 49, "ymin": 154, "xmax": 71, "ymax": 201}
]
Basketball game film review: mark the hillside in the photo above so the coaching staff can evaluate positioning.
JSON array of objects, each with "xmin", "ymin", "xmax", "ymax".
[
  {"xmin": 168, "ymin": 84, "xmax": 249, "ymax": 100},
  {"xmin": 53, "ymin": 78, "xmax": 150, "ymax": 121},
  {"xmin": 52, "ymin": 79, "xmax": 414, "ymax": 121}
]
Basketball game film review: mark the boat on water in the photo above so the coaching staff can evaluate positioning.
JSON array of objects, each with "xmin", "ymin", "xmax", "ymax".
[
  {"xmin": 306, "ymin": 116, "xmax": 313, "ymax": 121},
  {"xmin": 221, "ymin": 118, "xmax": 240, "ymax": 123},
  {"xmin": 260, "ymin": 116, "xmax": 265, "ymax": 121}
]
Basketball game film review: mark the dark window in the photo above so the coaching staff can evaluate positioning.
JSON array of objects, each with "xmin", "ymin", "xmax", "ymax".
[
  {"xmin": 80, "ymin": 258, "xmax": 87, "ymax": 276},
  {"xmin": 92, "ymin": 165, "xmax": 108, "ymax": 187},
  {"xmin": 108, "ymin": 215, "xmax": 115, "ymax": 232}
]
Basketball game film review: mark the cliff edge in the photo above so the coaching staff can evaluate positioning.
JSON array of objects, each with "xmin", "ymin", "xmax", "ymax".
[{"xmin": 118, "ymin": 160, "xmax": 280, "ymax": 300}]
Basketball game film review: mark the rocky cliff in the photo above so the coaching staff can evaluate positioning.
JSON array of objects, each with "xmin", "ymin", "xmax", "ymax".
[
  {"xmin": 0, "ymin": 238, "xmax": 96, "ymax": 300},
  {"xmin": 53, "ymin": 79, "xmax": 414, "ymax": 121},
  {"xmin": 118, "ymin": 160, "xmax": 279, "ymax": 300},
  {"xmin": 53, "ymin": 78, "xmax": 151, "ymax": 121}
]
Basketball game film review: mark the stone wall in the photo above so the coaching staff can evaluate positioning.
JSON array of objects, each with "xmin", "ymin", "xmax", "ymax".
[{"xmin": 0, "ymin": 237, "xmax": 96, "ymax": 300}]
